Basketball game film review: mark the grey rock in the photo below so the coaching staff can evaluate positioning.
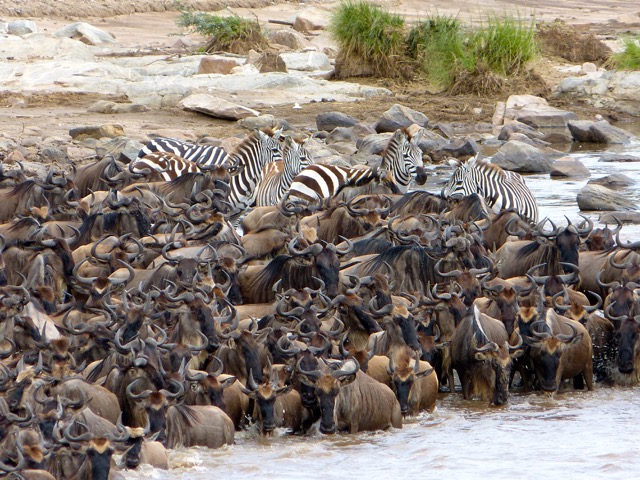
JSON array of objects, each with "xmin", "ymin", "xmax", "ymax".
[
  {"xmin": 178, "ymin": 94, "xmax": 260, "ymax": 120},
  {"xmin": 357, "ymin": 133, "xmax": 393, "ymax": 156},
  {"xmin": 438, "ymin": 137, "xmax": 479, "ymax": 158},
  {"xmin": 290, "ymin": 8, "xmax": 329, "ymax": 32},
  {"xmin": 69, "ymin": 124, "xmax": 125, "ymax": 140},
  {"xmin": 98, "ymin": 137, "xmax": 145, "ymax": 163},
  {"xmin": 598, "ymin": 153, "xmax": 640, "ymax": 162},
  {"xmin": 7, "ymin": 20, "xmax": 38, "ymax": 36},
  {"xmin": 567, "ymin": 120, "xmax": 634, "ymax": 144},
  {"xmin": 599, "ymin": 211, "xmax": 640, "ymax": 224},
  {"xmin": 498, "ymin": 121, "xmax": 545, "ymax": 141},
  {"xmin": 374, "ymin": 104, "xmax": 429, "ymax": 133},
  {"xmin": 87, "ymin": 100, "xmax": 149, "ymax": 114},
  {"xmin": 577, "ymin": 184, "xmax": 637, "ymax": 211},
  {"xmin": 327, "ymin": 141, "xmax": 358, "ymax": 155},
  {"xmin": 53, "ymin": 22, "xmax": 115, "ymax": 45},
  {"xmin": 588, "ymin": 173, "xmax": 636, "ymax": 189},
  {"xmin": 550, "ymin": 157, "xmax": 590, "ymax": 178},
  {"xmin": 253, "ymin": 51, "xmax": 288, "ymax": 73},
  {"xmin": 40, "ymin": 147, "xmax": 68, "ymax": 164},
  {"xmin": 415, "ymin": 129, "xmax": 449, "ymax": 153},
  {"xmin": 351, "ymin": 123, "xmax": 377, "ymax": 137},
  {"xmin": 492, "ymin": 140, "xmax": 553, "ymax": 173},
  {"xmin": 270, "ymin": 30, "xmax": 309, "ymax": 50},
  {"xmin": 238, "ymin": 115, "xmax": 285, "ymax": 131},
  {"xmin": 316, "ymin": 112, "xmax": 358, "ymax": 132},
  {"xmin": 280, "ymin": 51, "xmax": 331, "ymax": 71},
  {"xmin": 326, "ymin": 127, "xmax": 358, "ymax": 145}
]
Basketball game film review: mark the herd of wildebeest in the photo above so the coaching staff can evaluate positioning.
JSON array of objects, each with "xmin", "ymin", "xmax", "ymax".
[{"xmin": 0, "ymin": 125, "xmax": 638, "ymax": 480}]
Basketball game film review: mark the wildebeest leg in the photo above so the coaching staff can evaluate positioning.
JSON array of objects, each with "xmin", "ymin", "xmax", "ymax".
[
  {"xmin": 298, "ymin": 406, "xmax": 320, "ymax": 434},
  {"xmin": 584, "ymin": 362, "xmax": 594, "ymax": 391},
  {"xmin": 573, "ymin": 374, "xmax": 585, "ymax": 390},
  {"xmin": 459, "ymin": 372, "xmax": 471, "ymax": 399}
]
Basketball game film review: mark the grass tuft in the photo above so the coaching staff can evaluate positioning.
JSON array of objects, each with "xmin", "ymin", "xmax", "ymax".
[
  {"xmin": 176, "ymin": 9, "xmax": 268, "ymax": 54},
  {"xmin": 608, "ymin": 37, "xmax": 640, "ymax": 71},
  {"xmin": 330, "ymin": 0, "xmax": 407, "ymax": 78}
]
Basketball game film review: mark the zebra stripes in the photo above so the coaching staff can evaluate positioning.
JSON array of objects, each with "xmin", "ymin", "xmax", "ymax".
[
  {"xmin": 226, "ymin": 128, "xmax": 283, "ymax": 217},
  {"xmin": 254, "ymin": 136, "xmax": 313, "ymax": 207},
  {"xmin": 284, "ymin": 128, "xmax": 425, "ymax": 204},
  {"xmin": 441, "ymin": 154, "xmax": 539, "ymax": 224},
  {"xmin": 136, "ymin": 137, "xmax": 229, "ymax": 168},
  {"xmin": 131, "ymin": 152, "xmax": 200, "ymax": 181}
]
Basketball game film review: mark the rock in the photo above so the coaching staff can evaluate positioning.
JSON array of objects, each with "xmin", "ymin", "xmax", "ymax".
[
  {"xmin": 374, "ymin": 104, "xmax": 429, "ymax": 133},
  {"xmin": 598, "ymin": 153, "xmax": 640, "ymax": 162},
  {"xmin": 588, "ymin": 173, "xmax": 635, "ymax": 189},
  {"xmin": 197, "ymin": 56, "xmax": 242, "ymax": 75},
  {"xmin": 178, "ymin": 94, "xmax": 260, "ymax": 121},
  {"xmin": 492, "ymin": 140, "xmax": 553, "ymax": 173},
  {"xmin": 502, "ymin": 94, "xmax": 577, "ymax": 143},
  {"xmin": 53, "ymin": 22, "xmax": 115, "ymax": 45},
  {"xmin": 351, "ymin": 123, "xmax": 376, "ymax": 137},
  {"xmin": 87, "ymin": 100, "xmax": 148, "ymax": 114},
  {"xmin": 69, "ymin": 124, "xmax": 125, "ymax": 140},
  {"xmin": 438, "ymin": 137, "xmax": 480, "ymax": 159},
  {"xmin": 498, "ymin": 120, "xmax": 545, "ymax": 141},
  {"xmin": 67, "ymin": 146, "xmax": 97, "ymax": 163},
  {"xmin": 238, "ymin": 114, "xmax": 284, "ymax": 131},
  {"xmin": 326, "ymin": 127, "xmax": 357, "ymax": 145},
  {"xmin": 567, "ymin": 119, "xmax": 634, "ymax": 144},
  {"xmin": 316, "ymin": 112, "xmax": 358, "ymax": 132},
  {"xmin": 253, "ymin": 51, "xmax": 288, "ymax": 73},
  {"xmin": 413, "ymin": 129, "xmax": 449, "ymax": 153},
  {"xmin": 290, "ymin": 8, "xmax": 329, "ymax": 32},
  {"xmin": 327, "ymin": 142, "xmax": 358, "ymax": 155},
  {"xmin": 582, "ymin": 62, "xmax": 597, "ymax": 73},
  {"xmin": 7, "ymin": 20, "xmax": 38, "ymax": 36},
  {"xmin": 40, "ymin": 146, "xmax": 68, "ymax": 164},
  {"xmin": 357, "ymin": 133, "xmax": 393, "ymax": 156},
  {"xmin": 280, "ymin": 51, "xmax": 331, "ymax": 71},
  {"xmin": 599, "ymin": 211, "xmax": 640, "ymax": 225},
  {"xmin": 577, "ymin": 184, "xmax": 637, "ymax": 211},
  {"xmin": 97, "ymin": 137, "xmax": 145, "ymax": 163},
  {"xmin": 550, "ymin": 157, "xmax": 590, "ymax": 178},
  {"xmin": 270, "ymin": 30, "xmax": 309, "ymax": 50}
]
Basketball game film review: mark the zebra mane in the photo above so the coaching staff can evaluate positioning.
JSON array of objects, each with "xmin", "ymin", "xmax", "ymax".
[{"xmin": 466, "ymin": 155, "xmax": 508, "ymax": 178}]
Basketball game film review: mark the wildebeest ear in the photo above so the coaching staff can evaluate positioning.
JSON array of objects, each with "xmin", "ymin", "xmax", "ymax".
[
  {"xmin": 275, "ymin": 385, "xmax": 292, "ymax": 397},
  {"xmin": 219, "ymin": 376, "xmax": 236, "ymax": 389},
  {"xmin": 416, "ymin": 367, "xmax": 434, "ymax": 379},
  {"xmin": 510, "ymin": 349, "xmax": 525, "ymax": 359},
  {"xmin": 298, "ymin": 375, "xmax": 317, "ymax": 387},
  {"xmin": 474, "ymin": 352, "xmax": 488, "ymax": 362},
  {"xmin": 338, "ymin": 374, "xmax": 357, "ymax": 387},
  {"xmin": 566, "ymin": 334, "xmax": 583, "ymax": 347},
  {"xmin": 435, "ymin": 341, "xmax": 450, "ymax": 350}
]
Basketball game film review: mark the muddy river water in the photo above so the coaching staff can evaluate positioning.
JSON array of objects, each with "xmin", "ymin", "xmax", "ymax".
[{"xmin": 125, "ymin": 135, "xmax": 640, "ymax": 479}]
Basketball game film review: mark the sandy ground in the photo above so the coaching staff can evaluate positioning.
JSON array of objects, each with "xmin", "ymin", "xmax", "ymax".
[{"xmin": 0, "ymin": 0, "xmax": 638, "ymax": 142}]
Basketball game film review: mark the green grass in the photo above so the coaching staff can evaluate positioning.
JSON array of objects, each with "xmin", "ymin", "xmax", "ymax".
[
  {"xmin": 176, "ymin": 9, "xmax": 267, "ymax": 54},
  {"xmin": 408, "ymin": 12, "xmax": 538, "ymax": 91},
  {"xmin": 407, "ymin": 15, "xmax": 469, "ymax": 89},
  {"xmin": 609, "ymin": 37, "xmax": 640, "ymax": 70},
  {"xmin": 470, "ymin": 14, "xmax": 538, "ymax": 76},
  {"xmin": 330, "ymin": 0, "xmax": 407, "ymax": 77}
]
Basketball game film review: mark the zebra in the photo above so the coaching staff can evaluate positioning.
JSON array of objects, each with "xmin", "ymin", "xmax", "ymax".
[
  {"xmin": 441, "ymin": 154, "xmax": 539, "ymax": 224},
  {"xmin": 130, "ymin": 152, "xmax": 201, "ymax": 181},
  {"xmin": 136, "ymin": 137, "xmax": 229, "ymax": 168},
  {"xmin": 254, "ymin": 136, "xmax": 313, "ymax": 207},
  {"xmin": 284, "ymin": 128, "xmax": 426, "ymax": 205},
  {"xmin": 225, "ymin": 128, "xmax": 283, "ymax": 218}
]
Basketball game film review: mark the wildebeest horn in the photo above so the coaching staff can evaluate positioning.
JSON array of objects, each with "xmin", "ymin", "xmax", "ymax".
[
  {"xmin": 526, "ymin": 263, "xmax": 548, "ymax": 285},
  {"xmin": 333, "ymin": 236, "xmax": 354, "ymax": 255},
  {"xmin": 331, "ymin": 358, "xmax": 359, "ymax": 379},
  {"xmin": 0, "ymin": 338, "xmax": 15, "ymax": 359},
  {"xmin": 435, "ymin": 258, "xmax": 461, "ymax": 278},
  {"xmin": 161, "ymin": 241, "xmax": 184, "ymax": 263},
  {"xmin": 276, "ymin": 335, "xmax": 301, "ymax": 357},
  {"xmin": 344, "ymin": 197, "xmax": 370, "ymax": 216},
  {"xmin": 307, "ymin": 332, "xmax": 332, "ymax": 356},
  {"xmin": 160, "ymin": 378, "xmax": 184, "ymax": 399},
  {"xmin": 287, "ymin": 237, "xmax": 323, "ymax": 257},
  {"xmin": 368, "ymin": 296, "xmax": 394, "ymax": 317},
  {"xmin": 72, "ymin": 257, "xmax": 98, "ymax": 285},
  {"xmin": 575, "ymin": 214, "xmax": 593, "ymax": 237},
  {"xmin": 604, "ymin": 302, "xmax": 627, "ymax": 323},
  {"xmin": 91, "ymin": 236, "xmax": 115, "ymax": 262},
  {"xmin": 126, "ymin": 378, "xmax": 153, "ymax": 400},
  {"xmin": 64, "ymin": 421, "xmax": 93, "ymax": 442},
  {"xmin": 530, "ymin": 321, "xmax": 552, "ymax": 340},
  {"xmin": 509, "ymin": 331, "xmax": 524, "ymax": 351},
  {"xmin": 585, "ymin": 291, "xmax": 603, "ymax": 313},
  {"xmin": 505, "ymin": 216, "xmax": 527, "ymax": 237},
  {"xmin": 387, "ymin": 355, "xmax": 396, "ymax": 375},
  {"xmin": 110, "ymin": 259, "xmax": 135, "ymax": 286},
  {"xmin": 609, "ymin": 250, "xmax": 636, "ymax": 270},
  {"xmin": 556, "ymin": 322, "xmax": 578, "ymax": 343},
  {"xmin": 552, "ymin": 289, "xmax": 571, "ymax": 312},
  {"xmin": 295, "ymin": 357, "xmax": 322, "ymax": 381},
  {"xmin": 246, "ymin": 368, "xmax": 260, "ymax": 391},
  {"xmin": 596, "ymin": 270, "xmax": 620, "ymax": 291},
  {"xmin": 474, "ymin": 341, "xmax": 499, "ymax": 353}
]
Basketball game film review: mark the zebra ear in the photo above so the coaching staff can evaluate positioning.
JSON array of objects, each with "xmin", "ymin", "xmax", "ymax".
[
  {"xmin": 284, "ymin": 135, "xmax": 295, "ymax": 148},
  {"xmin": 410, "ymin": 127, "xmax": 424, "ymax": 145},
  {"xmin": 272, "ymin": 128, "xmax": 283, "ymax": 140},
  {"xmin": 448, "ymin": 158, "xmax": 462, "ymax": 169}
]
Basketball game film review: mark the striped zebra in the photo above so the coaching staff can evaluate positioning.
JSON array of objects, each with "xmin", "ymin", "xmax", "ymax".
[
  {"xmin": 136, "ymin": 137, "xmax": 229, "ymax": 168},
  {"xmin": 131, "ymin": 152, "xmax": 201, "ymax": 181},
  {"xmin": 254, "ymin": 136, "xmax": 313, "ymax": 207},
  {"xmin": 226, "ymin": 128, "xmax": 283, "ymax": 217},
  {"xmin": 441, "ymin": 154, "xmax": 539, "ymax": 224},
  {"xmin": 284, "ymin": 128, "xmax": 425, "ymax": 204}
]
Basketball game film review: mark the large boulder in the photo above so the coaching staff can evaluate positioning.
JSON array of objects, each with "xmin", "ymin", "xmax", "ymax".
[
  {"xmin": 588, "ymin": 173, "xmax": 635, "ymax": 189},
  {"xmin": 326, "ymin": 127, "xmax": 358, "ymax": 145},
  {"xmin": 197, "ymin": 56, "xmax": 242, "ymax": 75},
  {"xmin": 178, "ymin": 94, "xmax": 260, "ymax": 120},
  {"xmin": 7, "ymin": 20, "xmax": 38, "ymax": 36},
  {"xmin": 491, "ymin": 140, "xmax": 553, "ymax": 173},
  {"xmin": 270, "ymin": 30, "xmax": 310, "ymax": 50},
  {"xmin": 316, "ymin": 112, "xmax": 358, "ymax": 132},
  {"xmin": 567, "ymin": 120, "xmax": 634, "ymax": 144},
  {"xmin": 550, "ymin": 157, "xmax": 590, "ymax": 178},
  {"xmin": 69, "ymin": 124, "xmax": 125, "ymax": 140},
  {"xmin": 600, "ymin": 211, "xmax": 640, "ymax": 225},
  {"xmin": 280, "ymin": 51, "xmax": 331, "ymax": 71},
  {"xmin": 290, "ymin": 7, "xmax": 330, "ymax": 32},
  {"xmin": 501, "ymin": 95, "xmax": 577, "ymax": 143},
  {"xmin": 577, "ymin": 184, "xmax": 637, "ymax": 211},
  {"xmin": 357, "ymin": 133, "xmax": 393, "ymax": 156},
  {"xmin": 53, "ymin": 22, "xmax": 115, "ymax": 45},
  {"xmin": 374, "ymin": 104, "xmax": 429, "ymax": 133},
  {"xmin": 598, "ymin": 153, "xmax": 640, "ymax": 162}
]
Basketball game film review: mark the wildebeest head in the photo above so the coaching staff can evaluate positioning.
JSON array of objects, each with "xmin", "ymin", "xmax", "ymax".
[
  {"xmin": 239, "ymin": 366, "xmax": 291, "ymax": 435},
  {"xmin": 522, "ymin": 311, "xmax": 582, "ymax": 392},
  {"xmin": 297, "ymin": 358, "xmax": 359, "ymax": 434},
  {"xmin": 126, "ymin": 379, "xmax": 183, "ymax": 445},
  {"xmin": 387, "ymin": 348, "xmax": 433, "ymax": 415},
  {"xmin": 614, "ymin": 315, "xmax": 640, "ymax": 375}
]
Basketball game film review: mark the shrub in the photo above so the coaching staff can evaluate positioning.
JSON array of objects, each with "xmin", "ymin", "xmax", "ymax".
[
  {"xmin": 330, "ymin": 0, "xmax": 407, "ymax": 78},
  {"xmin": 177, "ymin": 9, "xmax": 268, "ymax": 54},
  {"xmin": 608, "ymin": 37, "xmax": 640, "ymax": 71}
]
